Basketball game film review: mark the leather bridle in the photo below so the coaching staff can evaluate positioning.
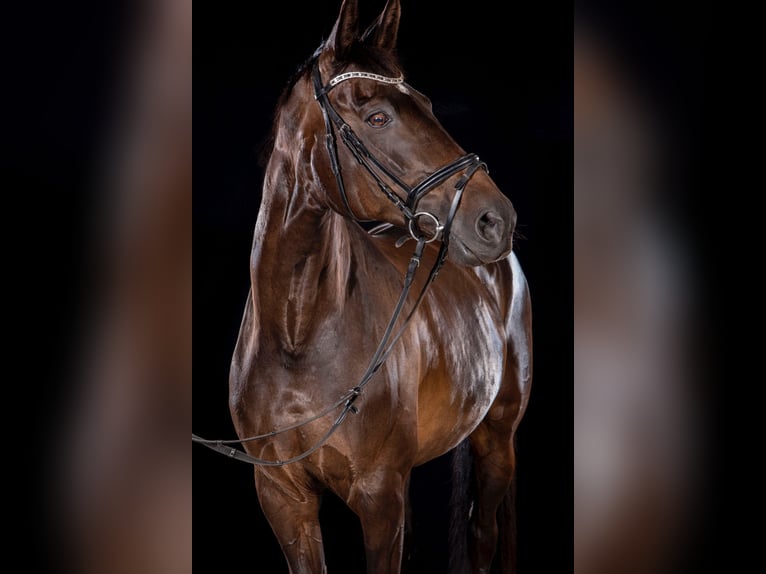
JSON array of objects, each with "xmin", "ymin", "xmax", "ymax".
[
  {"xmin": 193, "ymin": 61, "xmax": 488, "ymax": 466},
  {"xmin": 312, "ymin": 61, "xmax": 487, "ymax": 244}
]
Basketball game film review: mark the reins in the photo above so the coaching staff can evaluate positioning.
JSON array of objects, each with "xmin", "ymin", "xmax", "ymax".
[{"xmin": 192, "ymin": 61, "xmax": 487, "ymax": 466}]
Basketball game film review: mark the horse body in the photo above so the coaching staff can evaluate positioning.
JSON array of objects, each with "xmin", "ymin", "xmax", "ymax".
[
  {"xmin": 231, "ymin": 211, "xmax": 525, "ymax": 461},
  {"xmin": 231, "ymin": 207, "xmax": 530, "ymax": 573},
  {"xmin": 224, "ymin": 2, "xmax": 532, "ymax": 572}
]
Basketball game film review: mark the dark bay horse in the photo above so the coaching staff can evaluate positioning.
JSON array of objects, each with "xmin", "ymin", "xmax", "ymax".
[{"xmin": 213, "ymin": 1, "xmax": 532, "ymax": 572}]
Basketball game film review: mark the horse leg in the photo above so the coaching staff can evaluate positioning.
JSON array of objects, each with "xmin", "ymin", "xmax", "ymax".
[
  {"xmin": 468, "ymin": 352, "xmax": 530, "ymax": 573},
  {"xmin": 348, "ymin": 470, "xmax": 409, "ymax": 574},
  {"xmin": 468, "ymin": 419, "xmax": 518, "ymax": 573},
  {"xmin": 466, "ymin": 269, "xmax": 532, "ymax": 573},
  {"xmin": 468, "ymin": 362, "xmax": 529, "ymax": 573},
  {"xmin": 254, "ymin": 469, "xmax": 326, "ymax": 574}
]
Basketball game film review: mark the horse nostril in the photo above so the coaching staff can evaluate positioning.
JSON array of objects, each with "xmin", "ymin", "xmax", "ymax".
[{"xmin": 475, "ymin": 210, "xmax": 505, "ymax": 244}]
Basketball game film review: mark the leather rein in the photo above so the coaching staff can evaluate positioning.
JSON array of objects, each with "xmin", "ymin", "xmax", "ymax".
[{"xmin": 192, "ymin": 61, "xmax": 487, "ymax": 466}]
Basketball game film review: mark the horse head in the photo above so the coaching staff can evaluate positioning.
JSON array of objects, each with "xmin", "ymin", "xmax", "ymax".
[{"xmin": 281, "ymin": 0, "xmax": 517, "ymax": 266}]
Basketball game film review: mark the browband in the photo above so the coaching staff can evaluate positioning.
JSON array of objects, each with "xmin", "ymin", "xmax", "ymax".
[{"xmin": 328, "ymin": 70, "xmax": 405, "ymax": 89}]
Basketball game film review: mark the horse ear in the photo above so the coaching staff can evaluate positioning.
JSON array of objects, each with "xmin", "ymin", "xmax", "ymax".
[
  {"xmin": 362, "ymin": 0, "xmax": 401, "ymax": 53},
  {"xmin": 326, "ymin": 0, "xmax": 360, "ymax": 60}
]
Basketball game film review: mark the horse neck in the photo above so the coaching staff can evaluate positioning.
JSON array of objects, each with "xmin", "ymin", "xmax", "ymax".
[{"xmin": 250, "ymin": 148, "xmax": 355, "ymax": 354}]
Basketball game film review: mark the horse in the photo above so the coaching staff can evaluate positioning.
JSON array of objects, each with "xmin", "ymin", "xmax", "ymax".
[{"xmin": 200, "ymin": 1, "xmax": 532, "ymax": 572}]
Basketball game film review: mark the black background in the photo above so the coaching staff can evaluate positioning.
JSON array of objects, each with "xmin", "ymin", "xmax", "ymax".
[
  {"xmin": 0, "ymin": 0, "xmax": 730, "ymax": 571},
  {"xmin": 194, "ymin": 0, "xmax": 572, "ymax": 572}
]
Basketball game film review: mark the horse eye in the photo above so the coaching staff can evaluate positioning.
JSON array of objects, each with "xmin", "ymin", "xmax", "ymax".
[{"xmin": 366, "ymin": 111, "xmax": 391, "ymax": 128}]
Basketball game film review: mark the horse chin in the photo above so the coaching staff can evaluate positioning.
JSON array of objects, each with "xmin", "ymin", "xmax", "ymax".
[
  {"xmin": 449, "ymin": 236, "xmax": 512, "ymax": 267},
  {"xmin": 449, "ymin": 237, "xmax": 488, "ymax": 267}
]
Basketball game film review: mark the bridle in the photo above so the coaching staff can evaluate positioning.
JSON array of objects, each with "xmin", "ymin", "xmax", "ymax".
[
  {"xmin": 193, "ymin": 61, "xmax": 488, "ymax": 466},
  {"xmin": 312, "ymin": 62, "xmax": 487, "ymax": 245}
]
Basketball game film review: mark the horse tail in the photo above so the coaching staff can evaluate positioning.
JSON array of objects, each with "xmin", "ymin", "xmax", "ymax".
[{"xmin": 448, "ymin": 438, "xmax": 473, "ymax": 574}]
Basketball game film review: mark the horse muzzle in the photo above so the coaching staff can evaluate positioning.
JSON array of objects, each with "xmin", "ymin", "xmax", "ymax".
[{"xmin": 449, "ymin": 198, "xmax": 516, "ymax": 266}]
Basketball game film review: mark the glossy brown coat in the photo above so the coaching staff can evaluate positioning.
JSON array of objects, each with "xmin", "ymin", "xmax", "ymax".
[{"xmin": 228, "ymin": 1, "xmax": 532, "ymax": 572}]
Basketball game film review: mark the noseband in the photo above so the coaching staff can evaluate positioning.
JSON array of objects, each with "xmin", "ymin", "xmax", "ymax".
[{"xmin": 312, "ymin": 62, "xmax": 487, "ymax": 244}]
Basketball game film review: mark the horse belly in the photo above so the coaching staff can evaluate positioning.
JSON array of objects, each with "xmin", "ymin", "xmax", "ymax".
[{"xmin": 414, "ymin": 324, "xmax": 506, "ymax": 464}]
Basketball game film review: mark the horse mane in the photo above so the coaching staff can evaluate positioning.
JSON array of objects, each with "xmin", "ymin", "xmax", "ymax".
[{"xmin": 257, "ymin": 40, "xmax": 403, "ymax": 167}]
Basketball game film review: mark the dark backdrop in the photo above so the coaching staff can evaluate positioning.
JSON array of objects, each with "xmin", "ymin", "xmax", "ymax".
[{"xmin": 194, "ymin": 1, "xmax": 573, "ymax": 572}]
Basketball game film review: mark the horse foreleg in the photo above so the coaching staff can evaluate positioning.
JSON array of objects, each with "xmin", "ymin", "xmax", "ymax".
[
  {"xmin": 348, "ymin": 470, "xmax": 409, "ymax": 574},
  {"xmin": 254, "ymin": 469, "xmax": 326, "ymax": 574}
]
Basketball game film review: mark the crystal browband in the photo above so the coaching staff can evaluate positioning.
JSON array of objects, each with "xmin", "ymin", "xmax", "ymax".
[{"xmin": 328, "ymin": 70, "xmax": 405, "ymax": 88}]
